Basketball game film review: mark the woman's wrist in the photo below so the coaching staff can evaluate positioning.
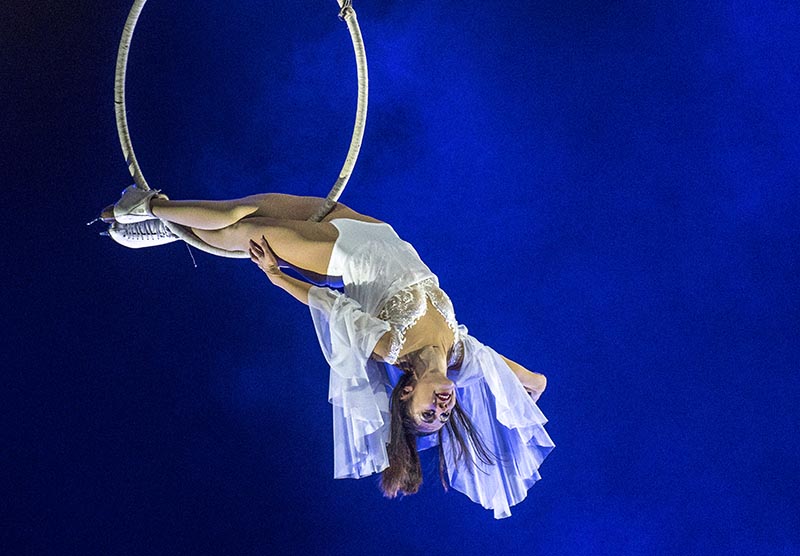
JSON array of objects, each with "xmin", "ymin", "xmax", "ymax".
[
  {"xmin": 266, "ymin": 268, "xmax": 285, "ymax": 283},
  {"xmin": 265, "ymin": 271, "xmax": 312, "ymax": 305}
]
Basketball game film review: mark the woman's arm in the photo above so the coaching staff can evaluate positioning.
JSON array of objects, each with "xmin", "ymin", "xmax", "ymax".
[
  {"xmin": 370, "ymin": 332, "xmax": 392, "ymax": 362},
  {"xmin": 500, "ymin": 355, "xmax": 547, "ymax": 402},
  {"xmin": 250, "ymin": 236, "xmax": 312, "ymax": 305},
  {"xmin": 251, "ymin": 235, "xmax": 393, "ymax": 358},
  {"xmin": 268, "ymin": 273, "xmax": 313, "ymax": 305}
]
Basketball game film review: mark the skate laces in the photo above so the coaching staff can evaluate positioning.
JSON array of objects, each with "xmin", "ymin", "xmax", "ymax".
[{"xmin": 121, "ymin": 219, "xmax": 174, "ymax": 240}]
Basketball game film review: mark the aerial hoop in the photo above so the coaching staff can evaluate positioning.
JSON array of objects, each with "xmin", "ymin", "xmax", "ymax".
[{"xmin": 114, "ymin": 0, "xmax": 368, "ymax": 258}]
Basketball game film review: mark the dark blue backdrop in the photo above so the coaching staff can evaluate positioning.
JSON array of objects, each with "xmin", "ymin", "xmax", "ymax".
[{"xmin": 5, "ymin": 1, "xmax": 799, "ymax": 554}]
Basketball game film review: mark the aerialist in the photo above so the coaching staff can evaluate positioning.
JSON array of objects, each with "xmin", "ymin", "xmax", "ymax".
[{"xmin": 101, "ymin": 187, "xmax": 555, "ymax": 518}]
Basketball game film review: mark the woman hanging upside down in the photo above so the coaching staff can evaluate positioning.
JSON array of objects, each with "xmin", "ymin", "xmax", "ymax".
[{"xmin": 102, "ymin": 186, "xmax": 554, "ymax": 518}]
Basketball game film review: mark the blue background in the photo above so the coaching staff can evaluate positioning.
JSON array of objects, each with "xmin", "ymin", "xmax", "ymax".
[{"xmin": 5, "ymin": 1, "xmax": 799, "ymax": 554}]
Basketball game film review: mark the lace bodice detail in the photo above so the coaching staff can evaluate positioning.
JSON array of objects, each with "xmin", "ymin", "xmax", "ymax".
[{"xmin": 377, "ymin": 278, "xmax": 463, "ymax": 366}]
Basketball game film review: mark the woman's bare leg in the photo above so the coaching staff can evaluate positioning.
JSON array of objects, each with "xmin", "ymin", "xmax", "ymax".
[
  {"xmin": 192, "ymin": 217, "xmax": 338, "ymax": 276},
  {"xmin": 150, "ymin": 194, "xmax": 383, "ymax": 230},
  {"xmin": 150, "ymin": 198, "xmax": 259, "ymax": 230},
  {"xmin": 239, "ymin": 193, "xmax": 383, "ymax": 224},
  {"xmin": 137, "ymin": 193, "xmax": 385, "ymax": 274}
]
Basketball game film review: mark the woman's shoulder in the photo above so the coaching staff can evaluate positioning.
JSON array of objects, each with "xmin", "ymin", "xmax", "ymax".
[{"xmin": 370, "ymin": 330, "xmax": 393, "ymax": 362}]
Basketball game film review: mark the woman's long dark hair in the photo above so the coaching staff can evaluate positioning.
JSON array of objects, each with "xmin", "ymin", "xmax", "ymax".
[{"xmin": 380, "ymin": 372, "xmax": 494, "ymax": 498}]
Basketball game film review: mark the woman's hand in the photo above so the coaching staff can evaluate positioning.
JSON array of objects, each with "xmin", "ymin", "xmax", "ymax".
[
  {"xmin": 523, "ymin": 373, "xmax": 547, "ymax": 403},
  {"xmin": 500, "ymin": 355, "xmax": 547, "ymax": 403},
  {"xmin": 249, "ymin": 234, "xmax": 312, "ymax": 305},
  {"xmin": 249, "ymin": 235, "xmax": 283, "ymax": 282}
]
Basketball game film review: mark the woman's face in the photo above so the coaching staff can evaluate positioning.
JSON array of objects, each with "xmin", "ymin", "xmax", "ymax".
[{"xmin": 402, "ymin": 370, "xmax": 456, "ymax": 434}]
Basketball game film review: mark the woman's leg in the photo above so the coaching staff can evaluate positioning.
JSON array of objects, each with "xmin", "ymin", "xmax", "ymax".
[
  {"xmin": 192, "ymin": 216, "xmax": 338, "ymax": 276},
  {"xmin": 149, "ymin": 198, "xmax": 260, "ymax": 230},
  {"xmin": 123, "ymin": 193, "xmax": 386, "ymax": 273},
  {"xmin": 238, "ymin": 193, "xmax": 384, "ymax": 224},
  {"xmin": 149, "ymin": 193, "xmax": 383, "ymax": 230}
]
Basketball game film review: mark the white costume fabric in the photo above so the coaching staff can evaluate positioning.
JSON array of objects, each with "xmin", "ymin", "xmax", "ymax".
[{"xmin": 308, "ymin": 219, "xmax": 554, "ymax": 518}]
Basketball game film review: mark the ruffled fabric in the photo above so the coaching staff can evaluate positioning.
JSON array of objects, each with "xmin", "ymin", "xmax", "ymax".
[
  {"xmin": 442, "ymin": 325, "xmax": 555, "ymax": 519},
  {"xmin": 309, "ymin": 288, "xmax": 554, "ymax": 518},
  {"xmin": 308, "ymin": 287, "xmax": 392, "ymax": 479}
]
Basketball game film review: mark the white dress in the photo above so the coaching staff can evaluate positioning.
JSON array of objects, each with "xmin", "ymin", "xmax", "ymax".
[{"xmin": 308, "ymin": 219, "xmax": 555, "ymax": 519}]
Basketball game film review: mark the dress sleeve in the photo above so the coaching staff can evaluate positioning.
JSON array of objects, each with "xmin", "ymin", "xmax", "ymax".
[
  {"xmin": 308, "ymin": 286, "xmax": 394, "ymax": 479},
  {"xmin": 442, "ymin": 325, "xmax": 556, "ymax": 518}
]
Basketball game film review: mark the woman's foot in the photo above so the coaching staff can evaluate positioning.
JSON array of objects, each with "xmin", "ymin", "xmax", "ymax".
[
  {"xmin": 104, "ymin": 219, "xmax": 180, "ymax": 248},
  {"xmin": 113, "ymin": 185, "xmax": 167, "ymax": 223}
]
